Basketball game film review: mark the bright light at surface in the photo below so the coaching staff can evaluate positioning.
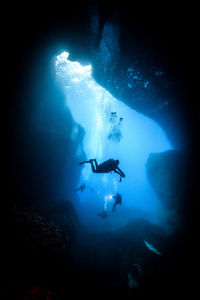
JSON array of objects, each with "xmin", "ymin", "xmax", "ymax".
[
  {"xmin": 56, "ymin": 51, "xmax": 173, "ymax": 232},
  {"xmin": 56, "ymin": 51, "xmax": 92, "ymax": 85},
  {"xmin": 56, "ymin": 51, "xmax": 69, "ymax": 60}
]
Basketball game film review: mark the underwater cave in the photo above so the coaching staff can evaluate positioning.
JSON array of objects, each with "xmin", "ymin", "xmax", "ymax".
[
  {"xmin": 7, "ymin": 2, "xmax": 197, "ymax": 298},
  {"xmin": 55, "ymin": 51, "xmax": 173, "ymax": 233}
]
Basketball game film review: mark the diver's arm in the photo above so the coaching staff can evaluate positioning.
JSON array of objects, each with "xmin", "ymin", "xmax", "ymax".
[{"xmin": 115, "ymin": 167, "xmax": 125, "ymax": 177}]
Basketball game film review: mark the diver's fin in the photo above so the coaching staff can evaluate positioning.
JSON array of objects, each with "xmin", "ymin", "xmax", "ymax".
[
  {"xmin": 79, "ymin": 161, "xmax": 89, "ymax": 165},
  {"xmin": 144, "ymin": 240, "xmax": 162, "ymax": 256}
]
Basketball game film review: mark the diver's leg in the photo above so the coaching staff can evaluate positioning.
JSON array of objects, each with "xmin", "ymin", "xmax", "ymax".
[
  {"xmin": 79, "ymin": 160, "xmax": 90, "ymax": 165},
  {"xmin": 79, "ymin": 159, "xmax": 99, "ymax": 172},
  {"xmin": 79, "ymin": 159, "xmax": 97, "ymax": 165},
  {"xmin": 93, "ymin": 159, "xmax": 99, "ymax": 169},
  {"xmin": 89, "ymin": 160, "xmax": 98, "ymax": 173}
]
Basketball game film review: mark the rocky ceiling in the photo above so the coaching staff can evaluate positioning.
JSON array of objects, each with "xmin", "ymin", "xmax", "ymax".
[{"xmin": 7, "ymin": 1, "xmax": 197, "ymax": 151}]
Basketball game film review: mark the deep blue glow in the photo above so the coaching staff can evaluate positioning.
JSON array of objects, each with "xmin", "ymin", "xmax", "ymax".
[{"xmin": 56, "ymin": 52, "xmax": 173, "ymax": 232}]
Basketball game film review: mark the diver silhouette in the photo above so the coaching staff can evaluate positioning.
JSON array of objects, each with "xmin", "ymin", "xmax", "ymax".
[
  {"xmin": 74, "ymin": 183, "xmax": 94, "ymax": 193},
  {"xmin": 112, "ymin": 193, "xmax": 122, "ymax": 212},
  {"xmin": 74, "ymin": 183, "xmax": 86, "ymax": 193},
  {"xmin": 79, "ymin": 158, "xmax": 125, "ymax": 181}
]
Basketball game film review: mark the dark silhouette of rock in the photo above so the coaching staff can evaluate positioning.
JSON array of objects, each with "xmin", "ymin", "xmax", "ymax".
[
  {"xmin": 43, "ymin": 198, "xmax": 80, "ymax": 242},
  {"xmin": 146, "ymin": 149, "xmax": 190, "ymax": 232},
  {"xmin": 71, "ymin": 218, "xmax": 169, "ymax": 296},
  {"xmin": 6, "ymin": 200, "xmax": 80, "ymax": 299},
  {"xmin": 11, "ymin": 204, "xmax": 70, "ymax": 260},
  {"xmin": 146, "ymin": 150, "xmax": 187, "ymax": 209}
]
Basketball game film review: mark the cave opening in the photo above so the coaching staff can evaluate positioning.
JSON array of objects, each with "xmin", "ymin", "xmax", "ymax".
[{"xmin": 55, "ymin": 51, "xmax": 173, "ymax": 233}]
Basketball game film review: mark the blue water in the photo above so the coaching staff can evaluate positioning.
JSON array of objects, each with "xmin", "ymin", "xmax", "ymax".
[{"xmin": 56, "ymin": 51, "xmax": 173, "ymax": 232}]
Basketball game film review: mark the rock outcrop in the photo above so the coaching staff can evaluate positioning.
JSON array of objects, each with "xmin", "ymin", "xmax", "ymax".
[
  {"xmin": 146, "ymin": 150, "xmax": 189, "ymax": 231},
  {"xmin": 7, "ymin": 199, "xmax": 80, "ymax": 298}
]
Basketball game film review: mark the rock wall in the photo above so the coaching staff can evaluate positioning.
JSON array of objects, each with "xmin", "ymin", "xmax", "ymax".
[
  {"xmin": 146, "ymin": 150, "xmax": 190, "ymax": 232},
  {"xmin": 90, "ymin": 16, "xmax": 191, "ymax": 150}
]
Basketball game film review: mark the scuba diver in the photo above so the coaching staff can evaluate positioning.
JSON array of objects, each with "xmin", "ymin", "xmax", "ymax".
[
  {"xmin": 74, "ymin": 183, "xmax": 94, "ymax": 193},
  {"xmin": 112, "ymin": 193, "xmax": 122, "ymax": 212},
  {"xmin": 98, "ymin": 193, "xmax": 122, "ymax": 218},
  {"xmin": 74, "ymin": 183, "xmax": 86, "ymax": 193},
  {"xmin": 79, "ymin": 159, "xmax": 125, "ymax": 181}
]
